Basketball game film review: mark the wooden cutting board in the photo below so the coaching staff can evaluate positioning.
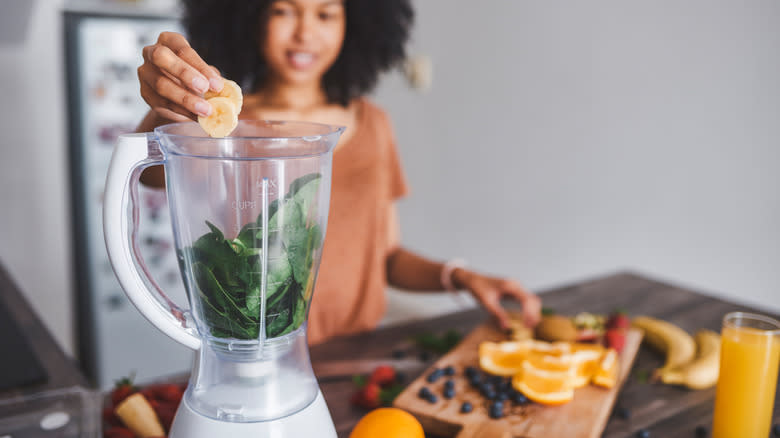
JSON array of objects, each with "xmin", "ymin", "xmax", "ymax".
[{"xmin": 393, "ymin": 322, "xmax": 643, "ymax": 438}]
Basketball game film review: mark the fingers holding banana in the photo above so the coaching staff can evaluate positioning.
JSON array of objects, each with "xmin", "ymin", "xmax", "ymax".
[
  {"xmin": 139, "ymin": 67, "xmax": 211, "ymax": 121},
  {"xmin": 138, "ymin": 31, "xmax": 225, "ymax": 121}
]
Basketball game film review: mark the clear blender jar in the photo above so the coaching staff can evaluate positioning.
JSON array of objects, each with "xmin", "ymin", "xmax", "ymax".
[{"xmin": 103, "ymin": 120, "xmax": 343, "ymax": 436}]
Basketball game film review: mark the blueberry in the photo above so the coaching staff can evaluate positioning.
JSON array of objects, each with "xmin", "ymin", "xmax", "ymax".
[
  {"xmin": 443, "ymin": 387, "xmax": 455, "ymax": 399},
  {"xmin": 444, "ymin": 379, "xmax": 455, "ymax": 390},
  {"xmin": 479, "ymin": 383, "xmax": 493, "ymax": 395},
  {"xmin": 484, "ymin": 389, "xmax": 497, "ymax": 400},
  {"xmin": 426, "ymin": 394, "xmax": 438, "ymax": 404},
  {"xmin": 464, "ymin": 366, "xmax": 478, "ymax": 378},
  {"xmin": 636, "ymin": 430, "xmax": 650, "ymax": 438},
  {"xmin": 460, "ymin": 402, "xmax": 473, "ymax": 414},
  {"xmin": 495, "ymin": 392, "xmax": 509, "ymax": 401},
  {"xmin": 443, "ymin": 365, "xmax": 455, "ymax": 376},
  {"xmin": 391, "ymin": 349, "xmax": 406, "ymax": 359},
  {"xmin": 418, "ymin": 387, "xmax": 432, "ymax": 399},
  {"xmin": 426, "ymin": 368, "xmax": 444, "ymax": 383},
  {"xmin": 695, "ymin": 425, "xmax": 708, "ymax": 437},
  {"xmin": 511, "ymin": 392, "xmax": 528, "ymax": 405},
  {"xmin": 616, "ymin": 406, "xmax": 631, "ymax": 420},
  {"xmin": 468, "ymin": 374, "xmax": 482, "ymax": 387},
  {"xmin": 489, "ymin": 375, "xmax": 504, "ymax": 386},
  {"xmin": 489, "ymin": 402, "xmax": 504, "ymax": 419}
]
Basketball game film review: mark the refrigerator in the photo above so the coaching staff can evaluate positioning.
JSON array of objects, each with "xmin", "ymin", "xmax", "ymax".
[{"xmin": 64, "ymin": 3, "xmax": 193, "ymax": 389}]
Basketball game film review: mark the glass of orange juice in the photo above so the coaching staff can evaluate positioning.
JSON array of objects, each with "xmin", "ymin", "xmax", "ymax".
[{"xmin": 711, "ymin": 312, "xmax": 780, "ymax": 438}]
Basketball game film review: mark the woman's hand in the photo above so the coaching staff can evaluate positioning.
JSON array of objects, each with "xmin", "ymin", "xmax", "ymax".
[
  {"xmin": 453, "ymin": 269, "xmax": 542, "ymax": 330},
  {"xmin": 138, "ymin": 32, "xmax": 224, "ymax": 122}
]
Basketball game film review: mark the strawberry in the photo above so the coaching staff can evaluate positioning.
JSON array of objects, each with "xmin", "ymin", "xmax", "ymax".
[
  {"xmin": 146, "ymin": 383, "xmax": 184, "ymax": 403},
  {"xmin": 110, "ymin": 377, "xmax": 137, "ymax": 406},
  {"xmin": 102, "ymin": 406, "xmax": 121, "ymax": 427},
  {"xmin": 155, "ymin": 401, "xmax": 179, "ymax": 432},
  {"xmin": 104, "ymin": 427, "xmax": 135, "ymax": 438},
  {"xmin": 368, "ymin": 365, "xmax": 396, "ymax": 387},
  {"xmin": 350, "ymin": 382, "xmax": 381, "ymax": 409},
  {"xmin": 606, "ymin": 310, "xmax": 631, "ymax": 330},
  {"xmin": 605, "ymin": 329, "xmax": 626, "ymax": 353}
]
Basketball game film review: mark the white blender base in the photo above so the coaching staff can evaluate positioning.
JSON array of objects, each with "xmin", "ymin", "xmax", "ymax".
[{"xmin": 169, "ymin": 390, "xmax": 337, "ymax": 438}]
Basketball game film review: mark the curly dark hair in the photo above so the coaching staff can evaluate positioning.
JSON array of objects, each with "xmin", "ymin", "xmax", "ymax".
[{"xmin": 181, "ymin": 0, "xmax": 414, "ymax": 106}]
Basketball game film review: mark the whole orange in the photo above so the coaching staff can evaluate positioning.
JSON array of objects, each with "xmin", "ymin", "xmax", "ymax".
[{"xmin": 349, "ymin": 407, "xmax": 424, "ymax": 438}]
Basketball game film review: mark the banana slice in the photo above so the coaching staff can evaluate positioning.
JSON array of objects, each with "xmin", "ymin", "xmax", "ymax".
[
  {"xmin": 205, "ymin": 79, "xmax": 243, "ymax": 112},
  {"xmin": 198, "ymin": 96, "xmax": 238, "ymax": 138}
]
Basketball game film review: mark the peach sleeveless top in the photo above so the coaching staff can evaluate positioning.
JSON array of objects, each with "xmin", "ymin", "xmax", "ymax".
[{"xmin": 307, "ymin": 99, "xmax": 409, "ymax": 345}]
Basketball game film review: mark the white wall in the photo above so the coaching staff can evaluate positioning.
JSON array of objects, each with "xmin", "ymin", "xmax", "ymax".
[
  {"xmin": 0, "ymin": 0, "xmax": 74, "ymax": 354},
  {"xmin": 1, "ymin": 1, "xmax": 779, "ymax": 359},
  {"xmin": 378, "ymin": 0, "xmax": 780, "ymax": 323}
]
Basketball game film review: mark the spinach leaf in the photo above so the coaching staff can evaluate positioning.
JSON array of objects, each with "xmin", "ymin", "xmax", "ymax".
[
  {"xmin": 287, "ymin": 224, "xmax": 322, "ymax": 286},
  {"xmin": 287, "ymin": 173, "xmax": 321, "ymax": 199},
  {"xmin": 195, "ymin": 270, "xmax": 259, "ymax": 339},
  {"xmin": 279, "ymin": 294, "xmax": 307, "ymax": 337},
  {"xmin": 193, "ymin": 262, "xmax": 255, "ymax": 326},
  {"xmin": 266, "ymin": 256, "xmax": 293, "ymax": 299}
]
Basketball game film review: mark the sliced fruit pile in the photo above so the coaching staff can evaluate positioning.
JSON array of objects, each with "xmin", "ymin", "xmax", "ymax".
[
  {"xmin": 197, "ymin": 79, "xmax": 243, "ymax": 138},
  {"xmin": 479, "ymin": 338, "xmax": 619, "ymax": 406}
]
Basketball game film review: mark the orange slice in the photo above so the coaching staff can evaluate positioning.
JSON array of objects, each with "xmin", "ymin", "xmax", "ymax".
[
  {"xmin": 559, "ymin": 347, "xmax": 602, "ymax": 388},
  {"xmin": 510, "ymin": 359, "xmax": 576, "ymax": 406},
  {"xmin": 512, "ymin": 380, "xmax": 575, "ymax": 406},
  {"xmin": 592, "ymin": 348, "xmax": 619, "ymax": 389},
  {"xmin": 529, "ymin": 340, "xmax": 571, "ymax": 357},
  {"xmin": 524, "ymin": 351, "xmax": 575, "ymax": 374},
  {"xmin": 570, "ymin": 342, "xmax": 606, "ymax": 355},
  {"xmin": 521, "ymin": 356, "xmax": 576, "ymax": 389},
  {"xmin": 511, "ymin": 360, "xmax": 575, "ymax": 406},
  {"xmin": 478, "ymin": 340, "xmax": 532, "ymax": 376}
]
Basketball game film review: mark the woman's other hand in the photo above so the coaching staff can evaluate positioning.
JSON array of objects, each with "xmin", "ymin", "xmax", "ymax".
[
  {"xmin": 453, "ymin": 269, "xmax": 542, "ymax": 330},
  {"xmin": 138, "ymin": 32, "xmax": 224, "ymax": 122}
]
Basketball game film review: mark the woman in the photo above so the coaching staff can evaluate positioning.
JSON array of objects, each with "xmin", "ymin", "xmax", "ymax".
[{"xmin": 136, "ymin": 0, "xmax": 541, "ymax": 344}]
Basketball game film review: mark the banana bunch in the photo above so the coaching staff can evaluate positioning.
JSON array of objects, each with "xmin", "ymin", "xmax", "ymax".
[
  {"xmin": 198, "ymin": 79, "xmax": 243, "ymax": 138},
  {"xmin": 631, "ymin": 316, "xmax": 721, "ymax": 390}
]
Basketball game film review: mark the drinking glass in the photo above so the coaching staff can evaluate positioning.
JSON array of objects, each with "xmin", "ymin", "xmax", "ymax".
[{"xmin": 711, "ymin": 312, "xmax": 780, "ymax": 438}]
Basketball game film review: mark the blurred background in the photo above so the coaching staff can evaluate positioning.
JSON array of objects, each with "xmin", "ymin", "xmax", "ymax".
[{"xmin": 0, "ymin": 0, "xmax": 778, "ymax": 388}]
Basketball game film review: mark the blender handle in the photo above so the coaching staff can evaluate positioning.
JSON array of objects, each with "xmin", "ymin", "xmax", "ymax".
[{"xmin": 103, "ymin": 133, "xmax": 201, "ymax": 350}]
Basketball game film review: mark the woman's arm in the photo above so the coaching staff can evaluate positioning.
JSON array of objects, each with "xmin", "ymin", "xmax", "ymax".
[
  {"xmin": 136, "ymin": 109, "xmax": 170, "ymax": 133},
  {"xmin": 385, "ymin": 246, "xmax": 542, "ymax": 330}
]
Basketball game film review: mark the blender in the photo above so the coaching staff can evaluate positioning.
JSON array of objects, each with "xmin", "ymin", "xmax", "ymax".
[{"xmin": 103, "ymin": 120, "xmax": 344, "ymax": 437}]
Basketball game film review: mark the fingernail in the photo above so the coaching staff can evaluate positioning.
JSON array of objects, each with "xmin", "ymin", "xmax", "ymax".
[
  {"xmin": 209, "ymin": 77, "xmax": 224, "ymax": 92},
  {"xmin": 195, "ymin": 101, "xmax": 211, "ymax": 117},
  {"xmin": 192, "ymin": 76, "xmax": 209, "ymax": 93}
]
